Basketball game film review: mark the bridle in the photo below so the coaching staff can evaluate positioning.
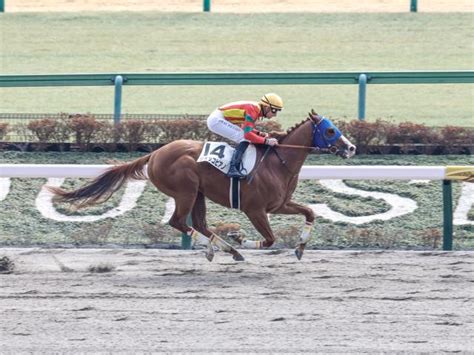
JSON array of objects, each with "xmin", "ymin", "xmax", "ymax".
[
  {"xmin": 310, "ymin": 117, "xmax": 342, "ymax": 156},
  {"xmin": 274, "ymin": 117, "xmax": 342, "ymax": 155},
  {"xmin": 248, "ymin": 116, "xmax": 345, "ymax": 181}
]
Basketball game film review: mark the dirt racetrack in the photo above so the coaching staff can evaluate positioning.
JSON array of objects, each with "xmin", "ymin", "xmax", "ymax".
[
  {"xmin": 7, "ymin": 0, "xmax": 474, "ymax": 12},
  {"xmin": 1, "ymin": 248, "xmax": 473, "ymax": 353}
]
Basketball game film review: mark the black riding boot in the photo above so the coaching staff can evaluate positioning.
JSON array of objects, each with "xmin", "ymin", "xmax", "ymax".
[{"xmin": 227, "ymin": 141, "xmax": 249, "ymax": 179}]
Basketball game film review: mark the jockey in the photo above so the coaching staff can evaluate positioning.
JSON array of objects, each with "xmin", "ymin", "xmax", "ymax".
[{"xmin": 206, "ymin": 93, "xmax": 283, "ymax": 179}]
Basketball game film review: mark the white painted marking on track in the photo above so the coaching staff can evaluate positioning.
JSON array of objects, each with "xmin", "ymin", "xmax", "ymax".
[
  {"xmin": 36, "ymin": 178, "xmax": 147, "ymax": 222},
  {"xmin": 408, "ymin": 179, "xmax": 431, "ymax": 184},
  {"xmin": 161, "ymin": 198, "xmax": 175, "ymax": 224},
  {"xmin": 0, "ymin": 177, "xmax": 10, "ymax": 201},
  {"xmin": 454, "ymin": 182, "xmax": 474, "ymax": 225},
  {"xmin": 309, "ymin": 180, "xmax": 418, "ymax": 225},
  {"xmin": 2, "ymin": 177, "xmax": 468, "ymax": 226}
]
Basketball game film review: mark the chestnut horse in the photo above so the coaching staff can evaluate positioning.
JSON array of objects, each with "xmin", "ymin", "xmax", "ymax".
[{"xmin": 48, "ymin": 111, "xmax": 356, "ymax": 261}]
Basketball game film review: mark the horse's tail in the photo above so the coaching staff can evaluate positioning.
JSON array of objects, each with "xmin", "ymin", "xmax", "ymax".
[{"xmin": 47, "ymin": 154, "xmax": 152, "ymax": 208}]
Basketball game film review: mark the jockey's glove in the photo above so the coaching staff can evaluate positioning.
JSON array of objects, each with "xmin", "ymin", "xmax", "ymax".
[{"xmin": 265, "ymin": 138, "xmax": 278, "ymax": 146}]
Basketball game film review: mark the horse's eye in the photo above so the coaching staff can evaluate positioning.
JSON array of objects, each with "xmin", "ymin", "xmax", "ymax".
[{"xmin": 325, "ymin": 128, "xmax": 336, "ymax": 138}]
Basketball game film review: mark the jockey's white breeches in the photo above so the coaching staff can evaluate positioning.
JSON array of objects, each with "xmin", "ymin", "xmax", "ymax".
[{"xmin": 207, "ymin": 109, "xmax": 246, "ymax": 143}]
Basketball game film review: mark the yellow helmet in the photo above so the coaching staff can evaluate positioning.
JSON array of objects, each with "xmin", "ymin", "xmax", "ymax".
[{"xmin": 259, "ymin": 93, "xmax": 284, "ymax": 111}]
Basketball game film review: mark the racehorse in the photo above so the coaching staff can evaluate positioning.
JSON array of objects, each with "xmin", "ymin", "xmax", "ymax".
[{"xmin": 48, "ymin": 110, "xmax": 356, "ymax": 262}]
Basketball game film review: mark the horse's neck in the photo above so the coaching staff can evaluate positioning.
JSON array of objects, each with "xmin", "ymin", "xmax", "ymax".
[{"xmin": 277, "ymin": 120, "xmax": 313, "ymax": 175}]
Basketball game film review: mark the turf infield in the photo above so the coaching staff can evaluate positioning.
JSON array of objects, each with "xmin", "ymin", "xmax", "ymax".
[{"xmin": 1, "ymin": 12, "xmax": 473, "ymax": 126}]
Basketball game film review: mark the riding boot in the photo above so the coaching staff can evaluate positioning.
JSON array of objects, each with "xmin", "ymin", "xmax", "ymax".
[{"xmin": 227, "ymin": 141, "xmax": 249, "ymax": 179}]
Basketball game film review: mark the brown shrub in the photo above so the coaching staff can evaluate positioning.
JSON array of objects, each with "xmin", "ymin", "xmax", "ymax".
[
  {"xmin": 142, "ymin": 223, "xmax": 176, "ymax": 244},
  {"xmin": 9, "ymin": 123, "xmax": 32, "ymax": 151},
  {"xmin": 27, "ymin": 117, "xmax": 72, "ymax": 150},
  {"xmin": 0, "ymin": 123, "xmax": 8, "ymax": 141},
  {"xmin": 145, "ymin": 120, "xmax": 164, "ymax": 143},
  {"xmin": 69, "ymin": 114, "xmax": 103, "ymax": 151},
  {"xmin": 438, "ymin": 126, "xmax": 474, "ymax": 146},
  {"xmin": 341, "ymin": 119, "xmax": 383, "ymax": 146},
  {"xmin": 155, "ymin": 119, "xmax": 210, "ymax": 142},
  {"xmin": 418, "ymin": 228, "xmax": 442, "ymax": 249},
  {"xmin": 53, "ymin": 113, "xmax": 74, "ymax": 143},
  {"xmin": 27, "ymin": 118, "xmax": 58, "ymax": 142},
  {"xmin": 118, "ymin": 119, "xmax": 149, "ymax": 152},
  {"xmin": 6, "ymin": 113, "xmax": 473, "ymax": 153},
  {"xmin": 93, "ymin": 121, "xmax": 121, "ymax": 151},
  {"xmin": 274, "ymin": 225, "xmax": 301, "ymax": 248},
  {"xmin": 256, "ymin": 120, "xmax": 283, "ymax": 133},
  {"xmin": 345, "ymin": 227, "xmax": 395, "ymax": 249},
  {"xmin": 211, "ymin": 222, "xmax": 241, "ymax": 238},
  {"xmin": 386, "ymin": 121, "xmax": 439, "ymax": 144}
]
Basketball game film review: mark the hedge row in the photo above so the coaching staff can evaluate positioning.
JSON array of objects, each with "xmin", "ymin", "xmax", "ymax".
[
  {"xmin": 0, "ymin": 114, "xmax": 472, "ymax": 153},
  {"xmin": 332, "ymin": 119, "xmax": 474, "ymax": 153},
  {"xmin": 0, "ymin": 114, "xmax": 282, "ymax": 152}
]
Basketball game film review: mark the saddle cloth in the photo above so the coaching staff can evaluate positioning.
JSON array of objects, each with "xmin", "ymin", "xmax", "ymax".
[{"xmin": 197, "ymin": 141, "xmax": 257, "ymax": 176}]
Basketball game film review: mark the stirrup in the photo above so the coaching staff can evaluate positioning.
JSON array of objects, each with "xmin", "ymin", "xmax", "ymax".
[{"xmin": 227, "ymin": 167, "xmax": 246, "ymax": 179}]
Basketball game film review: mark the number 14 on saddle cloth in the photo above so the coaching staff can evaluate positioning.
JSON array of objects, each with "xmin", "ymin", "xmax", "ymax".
[{"xmin": 197, "ymin": 142, "xmax": 257, "ymax": 175}]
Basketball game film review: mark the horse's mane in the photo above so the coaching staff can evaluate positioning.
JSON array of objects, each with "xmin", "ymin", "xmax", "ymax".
[{"xmin": 270, "ymin": 117, "xmax": 311, "ymax": 141}]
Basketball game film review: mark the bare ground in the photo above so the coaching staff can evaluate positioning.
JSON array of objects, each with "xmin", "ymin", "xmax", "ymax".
[
  {"xmin": 1, "ymin": 248, "xmax": 473, "ymax": 353},
  {"xmin": 6, "ymin": 0, "xmax": 474, "ymax": 12}
]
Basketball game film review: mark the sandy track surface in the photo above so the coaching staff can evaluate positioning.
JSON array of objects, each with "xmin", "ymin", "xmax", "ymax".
[
  {"xmin": 1, "ymin": 248, "xmax": 473, "ymax": 353},
  {"xmin": 6, "ymin": 0, "xmax": 474, "ymax": 12}
]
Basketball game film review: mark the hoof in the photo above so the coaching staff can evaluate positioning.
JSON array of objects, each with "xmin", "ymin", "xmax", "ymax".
[
  {"xmin": 205, "ymin": 246, "xmax": 215, "ymax": 262},
  {"xmin": 232, "ymin": 252, "xmax": 245, "ymax": 262},
  {"xmin": 295, "ymin": 246, "xmax": 304, "ymax": 260}
]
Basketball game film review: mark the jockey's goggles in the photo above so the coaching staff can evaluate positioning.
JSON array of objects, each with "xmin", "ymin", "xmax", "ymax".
[{"xmin": 270, "ymin": 107, "xmax": 281, "ymax": 114}]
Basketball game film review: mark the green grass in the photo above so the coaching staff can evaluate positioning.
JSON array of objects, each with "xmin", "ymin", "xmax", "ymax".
[
  {"xmin": 1, "ymin": 12, "xmax": 473, "ymax": 126},
  {"xmin": 0, "ymin": 152, "xmax": 473, "ymax": 250}
]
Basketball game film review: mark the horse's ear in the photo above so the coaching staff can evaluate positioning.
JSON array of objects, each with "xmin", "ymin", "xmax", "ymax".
[
  {"xmin": 309, "ymin": 109, "xmax": 320, "ymax": 117},
  {"xmin": 309, "ymin": 109, "xmax": 322, "ymax": 123}
]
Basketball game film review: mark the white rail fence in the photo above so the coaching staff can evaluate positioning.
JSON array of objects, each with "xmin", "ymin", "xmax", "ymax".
[{"xmin": 1, "ymin": 164, "xmax": 473, "ymax": 250}]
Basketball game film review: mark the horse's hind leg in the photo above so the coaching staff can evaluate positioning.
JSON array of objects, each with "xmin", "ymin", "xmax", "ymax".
[
  {"xmin": 192, "ymin": 192, "xmax": 244, "ymax": 262},
  {"xmin": 168, "ymin": 193, "xmax": 196, "ymax": 234},
  {"xmin": 167, "ymin": 193, "xmax": 215, "ymax": 261},
  {"xmin": 190, "ymin": 192, "xmax": 210, "ymax": 235}
]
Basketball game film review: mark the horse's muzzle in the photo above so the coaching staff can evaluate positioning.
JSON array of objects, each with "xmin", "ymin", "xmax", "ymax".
[
  {"xmin": 335, "ymin": 136, "xmax": 356, "ymax": 159},
  {"xmin": 335, "ymin": 144, "xmax": 356, "ymax": 159}
]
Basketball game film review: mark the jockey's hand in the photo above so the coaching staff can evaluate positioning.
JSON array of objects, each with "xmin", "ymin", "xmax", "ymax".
[
  {"xmin": 265, "ymin": 138, "xmax": 279, "ymax": 146},
  {"xmin": 258, "ymin": 131, "xmax": 269, "ymax": 138}
]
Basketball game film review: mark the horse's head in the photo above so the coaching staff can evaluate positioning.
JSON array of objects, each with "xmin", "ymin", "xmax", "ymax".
[{"xmin": 308, "ymin": 109, "xmax": 356, "ymax": 159}]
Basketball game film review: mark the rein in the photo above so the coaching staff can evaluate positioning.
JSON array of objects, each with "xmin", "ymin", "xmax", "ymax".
[
  {"xmin": 247, "ymin": 118, "xmax": 341, "ymax": 182},
  {"xmin": 273, "ymin": 148, "xmax": 290, "ymax": 171},
  {"xmin": 248, "ymin": 144, "xmax": 311, "ymax": 183},
  {"xmin": 247, "ymin": 146, "xmax": 272, "ymax": 184},
  {"xmin": 277, "ymin": 144, "xmax": 313, "ymax": 150},
  {"xmin": 277, "ymin": 144, "xmax": 335, "ymax": 154}
]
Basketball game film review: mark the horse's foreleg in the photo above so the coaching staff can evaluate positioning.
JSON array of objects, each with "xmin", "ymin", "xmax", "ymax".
[
  {"xmin": 236, "ymin": 210, "xmax": 275, "ymax": 249},
  {"xmin": 274, "ymin": 201, "xmax": 315, "ymax": 260},
  {"xmin": 192, "ymin": 193, "xmax": 244, "ymax": 262}
]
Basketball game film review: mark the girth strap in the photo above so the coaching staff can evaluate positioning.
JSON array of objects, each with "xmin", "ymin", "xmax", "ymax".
[{"xmin": 230, "ymin": 177, "xmax": 240, "ymax": 209}]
